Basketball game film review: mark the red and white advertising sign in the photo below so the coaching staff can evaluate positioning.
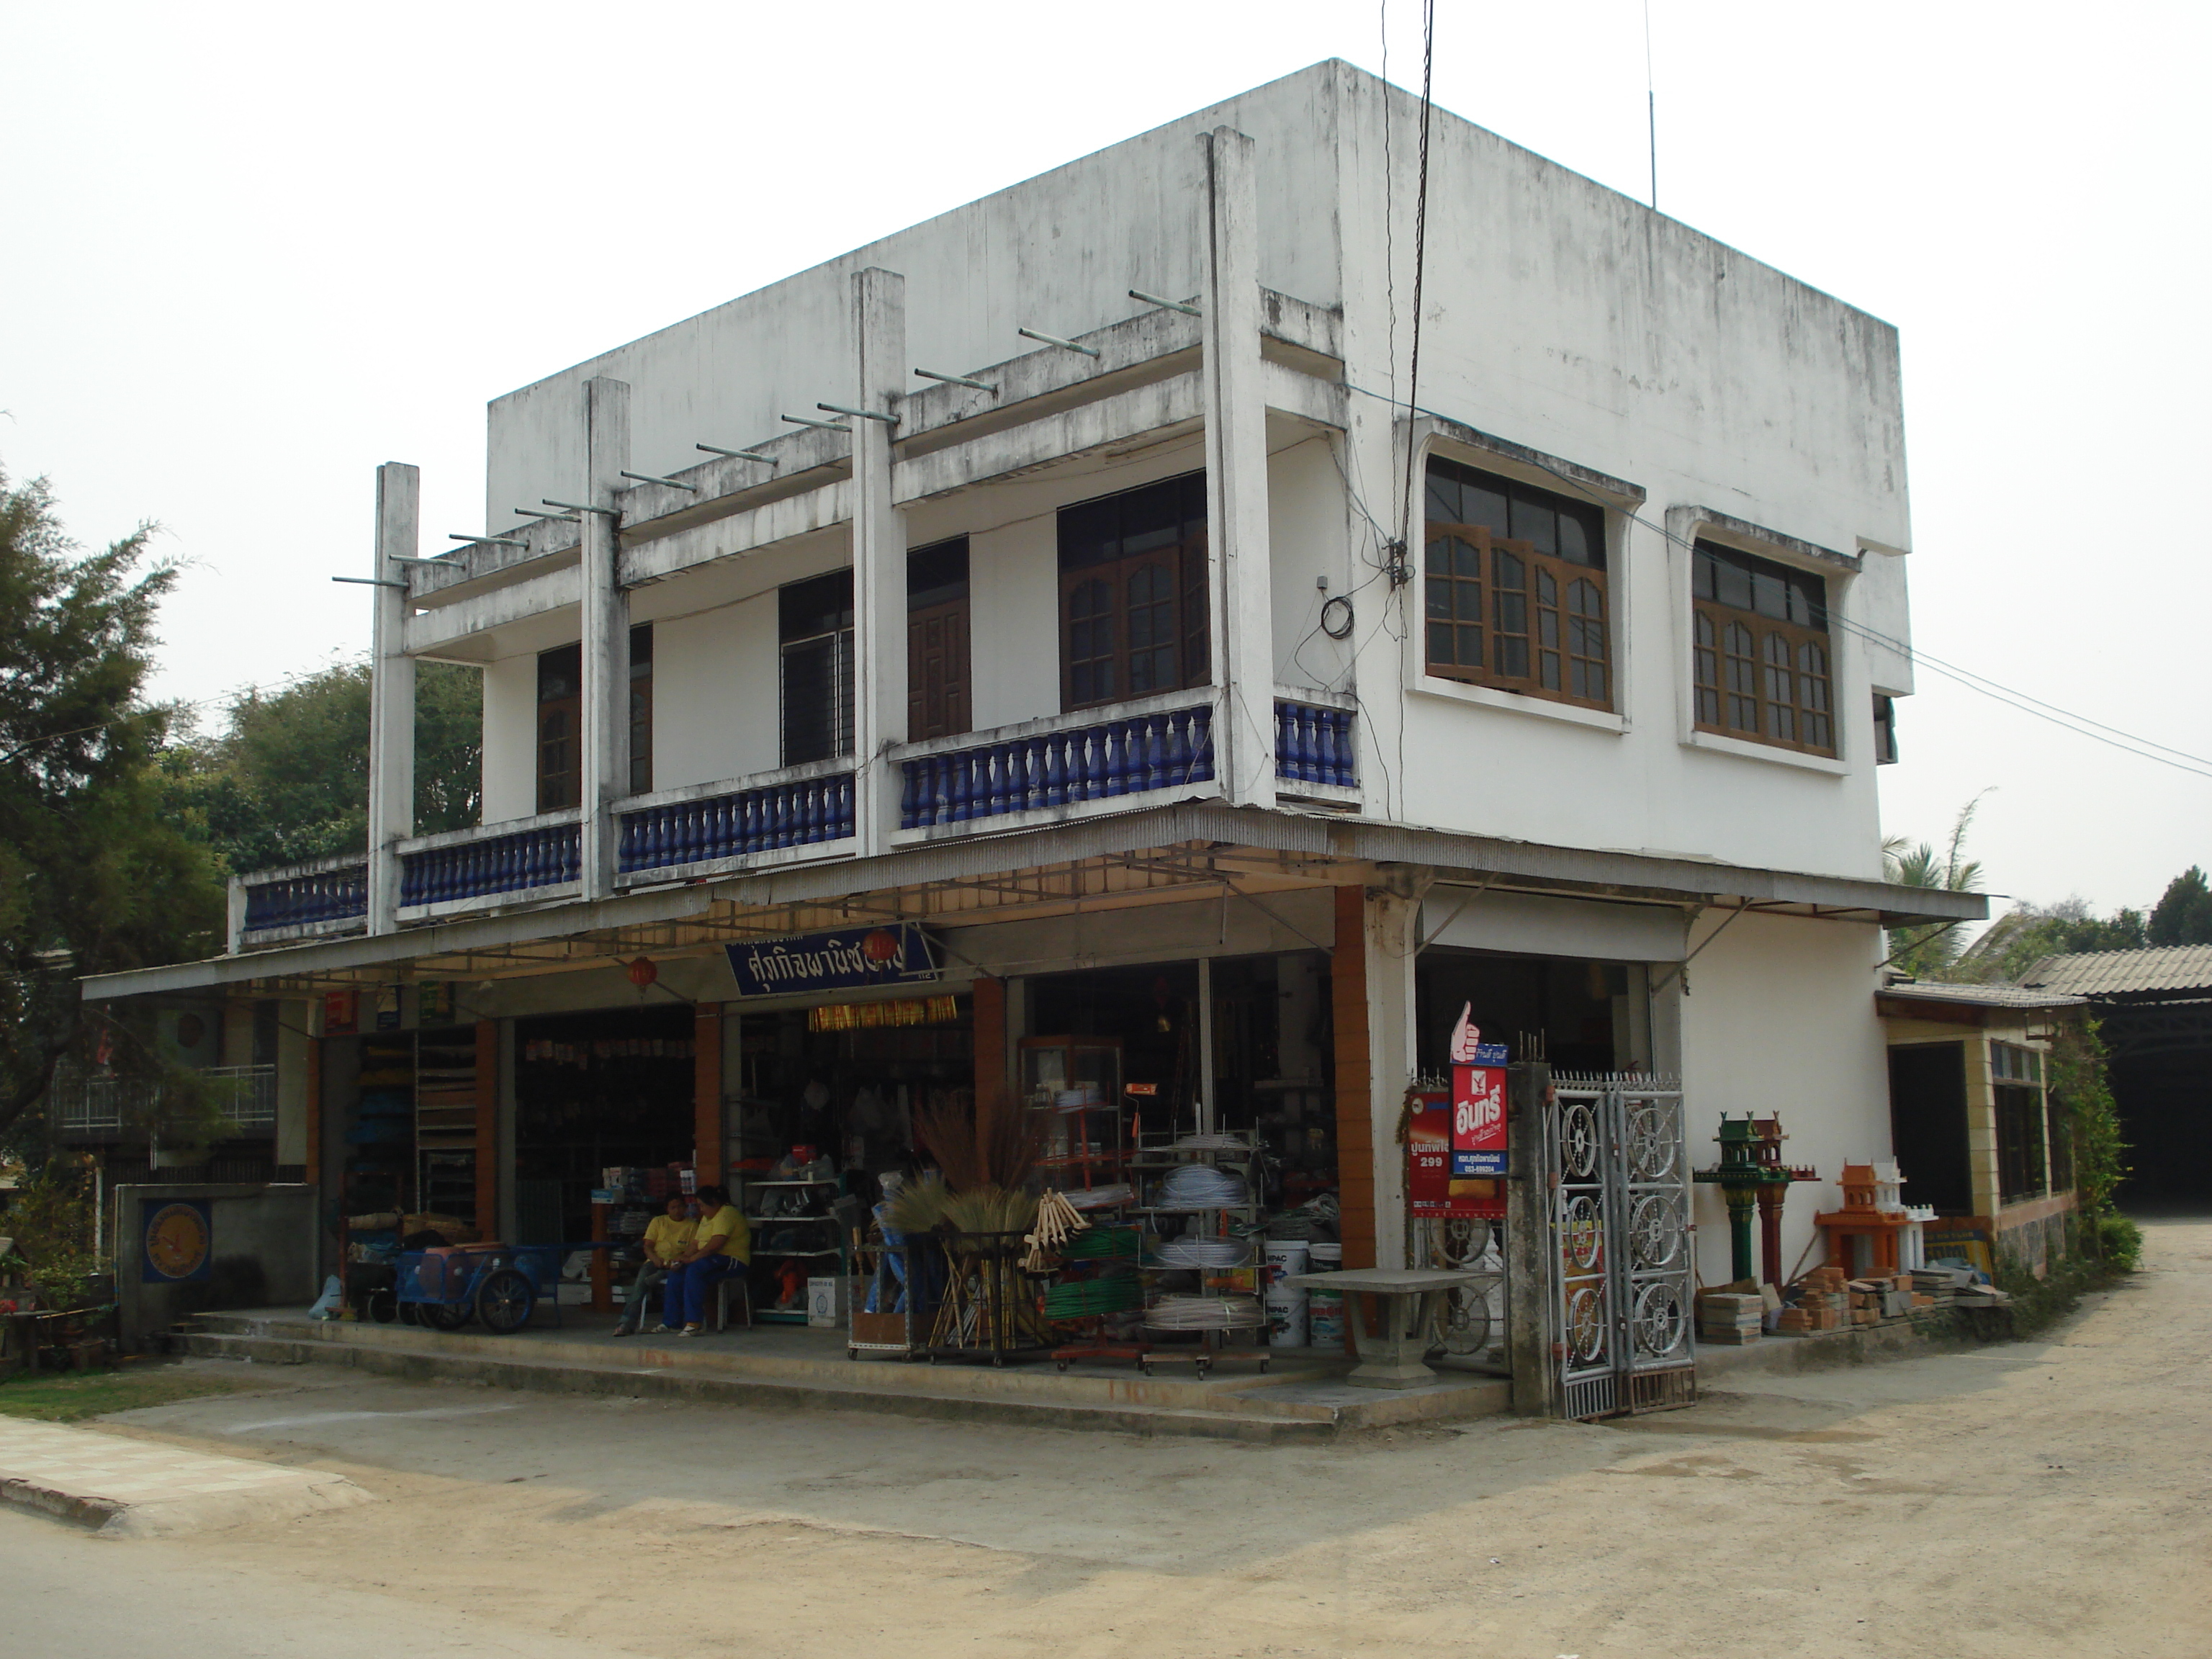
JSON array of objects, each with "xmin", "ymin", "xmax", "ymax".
[
  {"xmin": 1450, "ymin": 1063, "xmax": 1509, "ymax": 1178},
  {"xmin": 1408, "ymin": 1089, "xmax": 1504, "ymax": 1220}
]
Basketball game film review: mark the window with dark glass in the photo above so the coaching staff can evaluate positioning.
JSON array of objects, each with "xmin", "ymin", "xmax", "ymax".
[
  {"xmin": 1423, "ymin": 457, "xmax": 1610, "ymax": 709},
  {"xmin": 539, "ymin": 628, "xmax": 653, "ymax": 810},
  {"xmin": 1691, "ymin": 541, "xmax": 1835, "ymax": 756},
  {"xmin": 1056, "ymin": 472, "xmax": 1209, "ymax": 711},
  {"xmin": 628, "ymin": 624, "xmax": 653, "ymax": 796},
  {"xmin": 1996, "ymin": 1082, "xmax": 2048, "ymax": 1202},
  {"xmin": 536, "ymin": 644, "xmax": 581, "ymax": 813},
  {"xmin": 907, "ymin": 537, "xmax": 971, "ymax": 742},
  {"xmin": 780, "ymin": 571, "xmax": 854, "ymax": 766}
]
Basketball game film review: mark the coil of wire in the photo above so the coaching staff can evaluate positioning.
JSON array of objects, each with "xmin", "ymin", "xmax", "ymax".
[
  {"xmin": 1153, "ymin": 1164, "xmax": 1249, "ymax": 1210},
  {"xmin": 1151, "ymin": 1235, "xmax": 1252, "ymax": 1269},
  {"xmin": 1170, "ymin": 1132, "xmax": 1251, "ymax": 1151},
  {"xmin": 1043, "ymin": 1274, "xmax": 1143, "ymax": 1318},
  {"xmin": 1143, "ymin": 1294, "xmax": 1266, "ymax": 1331}
]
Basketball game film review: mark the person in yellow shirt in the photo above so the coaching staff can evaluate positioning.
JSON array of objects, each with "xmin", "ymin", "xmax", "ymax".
[
  {"xmin": 611, "ymin": 1194, "xmax": 695, "ymax": 1338},
  {"xmin": 666, "ymin": 1185, "xmax": 751, "ymax": 1336}
]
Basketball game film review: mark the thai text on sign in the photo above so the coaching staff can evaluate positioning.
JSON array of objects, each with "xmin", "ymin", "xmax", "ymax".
[{"xmin": 1451, "ymin": 1062, "xmax": 1509, "ymax": 1178}]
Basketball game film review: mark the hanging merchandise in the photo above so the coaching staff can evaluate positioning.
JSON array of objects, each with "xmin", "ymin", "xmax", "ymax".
[{"xmin": 1143, "ymin": 1294, "xmax": 1266, "ymax": 1331}]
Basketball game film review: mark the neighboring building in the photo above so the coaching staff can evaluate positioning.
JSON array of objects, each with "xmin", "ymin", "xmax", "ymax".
[
  {"xmin": 1876, "ymin": 980, "xmax": 2086, "ymax": 1276},
  {"xmin": 2019, "ymin": 945, "xmax": 2212, "ymax": 1205},
  {"xmin": 81, "ymin": 61, "xmax": 1977, "ymax": 1311}
]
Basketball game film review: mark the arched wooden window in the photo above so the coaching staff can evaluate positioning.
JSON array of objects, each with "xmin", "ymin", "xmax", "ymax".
[
  {"xmin": 1057, "ymin": 473, "xmax": 1209, "ymax": 711},
  {"xmin": 1421, "ymin": 456, "xmax": 1611, "ymax": 711},
  {"xmin": 1692, "ymin": 539, "xmax": 1836, "ymax": 756}
]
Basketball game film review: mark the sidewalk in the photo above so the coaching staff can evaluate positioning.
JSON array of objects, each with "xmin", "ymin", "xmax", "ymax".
[{"xmin": 0, "ymin": 1413, "xmax": 374, "ymax": 1537}]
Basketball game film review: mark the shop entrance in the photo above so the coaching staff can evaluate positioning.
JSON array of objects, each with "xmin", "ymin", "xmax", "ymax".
[
  {"xmin": 513, "ymin": 1006, "xmax": 697, "ymax": 1244},
  {"xmin": 1024, "ymin": 952, "xmax": 1336, "ymax": 1208},
  {"xmin": 1414, "ymin": 949, "xmax": 1650, "ymax": 1075}
]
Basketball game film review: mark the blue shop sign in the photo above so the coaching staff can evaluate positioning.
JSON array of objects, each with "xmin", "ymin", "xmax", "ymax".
[{"xmin": 725, "ymin": 923, "xmax": 941, "ymax": 998}]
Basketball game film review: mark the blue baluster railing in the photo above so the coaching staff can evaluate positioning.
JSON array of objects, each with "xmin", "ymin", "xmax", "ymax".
[
  {"xmin": 1272, "ymin": 698, "xmax": 1357, "ymax": 790},
  {"xmin": 241, "ymin": 863, "xmax": 369, "ymax": 934},
  {"xmin": 899, "ymin": 701, "xmax": 1216, "ymax": 830},
  {"xmin": 616, "ymin": 769, "xmax": 856, "ymax": 877},
  {"xmin": 400, "ymin": 819, "xmax": 583, "ymax": 909}
]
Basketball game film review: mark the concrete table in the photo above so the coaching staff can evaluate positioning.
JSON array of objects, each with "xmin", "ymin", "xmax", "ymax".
[{"xmin": 1284, "ymin": 1267, "xmax": 1484, "ymax": 1388}]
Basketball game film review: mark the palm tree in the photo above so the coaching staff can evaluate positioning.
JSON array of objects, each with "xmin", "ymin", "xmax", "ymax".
[{"xmin": 1883, "ymin": 793, "xmax": 1988, "ymax": 979}]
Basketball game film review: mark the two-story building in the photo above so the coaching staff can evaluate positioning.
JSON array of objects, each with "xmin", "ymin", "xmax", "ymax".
[{"xmin": 82, "ymin": 60, "xmax": 1980, "ymax": 1323}]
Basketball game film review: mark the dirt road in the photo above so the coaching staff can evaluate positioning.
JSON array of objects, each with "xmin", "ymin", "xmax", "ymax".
[{"xmin": 9, "ymin": 1215, "xmax": 2207, "ymax": 1658}]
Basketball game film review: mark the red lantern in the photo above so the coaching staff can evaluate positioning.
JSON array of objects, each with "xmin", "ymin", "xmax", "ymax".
[
  {"xmin": 861, "ymin": 928, "xmax": 899, "ymax": 965},
  {"xmin": 626, "ymin": 956, "xmax": 659, "ymax": 989}
]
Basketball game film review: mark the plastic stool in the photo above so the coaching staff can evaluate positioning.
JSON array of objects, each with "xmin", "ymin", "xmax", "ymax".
[{"xmin": 714, "ymin": 1276, "xmax": 753, "ymax": 1333}]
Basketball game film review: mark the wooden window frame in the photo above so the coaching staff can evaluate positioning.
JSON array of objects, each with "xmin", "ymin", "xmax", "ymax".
[
  {"xmin": 907, "ymin": 537, "xmax": 971, "ymax": 742},
  {"xmin": 1422, "ymin": 459, "xmax": 1611, "ymax": 712},
  {"xmin": 1691, "ymin": 541, "xmax": 1836, "ymax": 758},
  {"xmin": 535, "ymin": 643, "xmax": 581, "ymax": 814},
  {"xmin": 1056, "ymin": 474, "xmax": 1210, "ymax": 714},
  {"xmin": 779, "ymin": 571, "xmax": 855, "ymax": 767}
]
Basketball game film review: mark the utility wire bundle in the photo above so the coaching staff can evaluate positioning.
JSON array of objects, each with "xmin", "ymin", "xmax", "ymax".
[
  {"xmin": 1153, "ymin": 1164, "xmax": 1249, "ymax": 1211},
  {"xmin": 1066, "ymin": 1182, "xmax": 1134, "ymax": 1210},
  {"xmin": 1171, "ymin": 1132, "xmax": 1251, "ymax": 1151}
]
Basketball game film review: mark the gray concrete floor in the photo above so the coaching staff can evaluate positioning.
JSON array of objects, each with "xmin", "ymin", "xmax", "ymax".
[{"xmin": 8, "ymin": 1214, "xmax": 2206, "ymax": 1658}]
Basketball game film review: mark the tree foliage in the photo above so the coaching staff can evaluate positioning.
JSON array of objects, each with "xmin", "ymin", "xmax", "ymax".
[
  {"xmin": 1952, "ymin": 896, "xmax": 2148, "ymax": 984},
  {"xmin": 165, "ymin": 658, "xmax": 481, "ymax": 876},
  {"xmin": 0, "ymin": 469, "xmax": 224, "ymax": 1144},
  {"xmin": 2148, "ymin": 865, "xmax": 2212, "ymax": 947}
]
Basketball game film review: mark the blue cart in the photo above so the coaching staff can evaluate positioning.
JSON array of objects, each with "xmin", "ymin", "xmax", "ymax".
[{"xmin": 395, "ymin": 1242, "xmax": 596, "ymax": 1334}]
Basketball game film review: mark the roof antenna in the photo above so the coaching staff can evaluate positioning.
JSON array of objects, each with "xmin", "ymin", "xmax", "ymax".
[{"xmin": 1644, "ymin": 0, "xmax": 1658, "ymax": 210}]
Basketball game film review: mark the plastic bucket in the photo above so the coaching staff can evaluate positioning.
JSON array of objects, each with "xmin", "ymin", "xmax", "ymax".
[
  {"xmin": 1262, "ymin": 1239, "xmax": 1310, "ymax": 1291},
  {"xmin": 1265, "ymin": 1282, "xmax": 1309, "ymax": 1348},
  {"xmin": 1308, "ymin": 1288, "xmax": 1344, "ymax": 1346},
  {"xmin": 1307, "ymin": 1241, "xmax": 1342, "ymax": 1269}
]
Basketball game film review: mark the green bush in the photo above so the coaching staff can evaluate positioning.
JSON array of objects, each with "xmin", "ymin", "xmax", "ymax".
[{"xmin": 2089, "ymin": 1210, "xmax": 2144, "ymax": 1272}]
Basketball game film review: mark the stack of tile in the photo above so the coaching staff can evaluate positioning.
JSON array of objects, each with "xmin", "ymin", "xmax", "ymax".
[{"xmin": 1696, "ymin": 1291, "xmax": 1766, "ymax": 1346}]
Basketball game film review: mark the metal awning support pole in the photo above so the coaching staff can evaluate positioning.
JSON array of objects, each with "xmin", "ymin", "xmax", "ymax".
[
  {"xmin": 577, "ymin": 377, "xmax": 631, "ymax": 904},
  {"xmin": 366, "ymin": 462, "xmax": 418, "ymax": 935}
]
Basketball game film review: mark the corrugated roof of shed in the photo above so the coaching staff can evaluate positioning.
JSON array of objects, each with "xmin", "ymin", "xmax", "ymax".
[{"xmin": 2017, "ymin": 944, "xmax": 2212, "ymax": 997}]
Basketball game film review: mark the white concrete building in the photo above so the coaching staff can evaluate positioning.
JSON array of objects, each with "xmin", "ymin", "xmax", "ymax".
[{"xmin": 86, "ymin": 62, "xmax": 1977, "ymax": 1398}]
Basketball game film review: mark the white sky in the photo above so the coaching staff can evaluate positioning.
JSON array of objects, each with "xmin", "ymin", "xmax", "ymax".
[{"xmin": 4, "ymin": 2, "xmax": 2206, "ymax": 920}]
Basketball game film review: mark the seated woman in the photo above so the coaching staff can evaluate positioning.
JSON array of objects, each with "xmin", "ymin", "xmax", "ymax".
[
  {"xmin": 664, "ymin": 1185, "xmax": 752, "ymax": 1336},
  {"xmin": 612, "ymin": 1193, "xmax": 694, "ymax": 1337}
]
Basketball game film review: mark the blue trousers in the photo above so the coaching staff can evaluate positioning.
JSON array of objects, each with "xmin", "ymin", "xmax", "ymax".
[{"xmin": 667, "ymin": 1254, "xmax": 745, "ymax": 1327}]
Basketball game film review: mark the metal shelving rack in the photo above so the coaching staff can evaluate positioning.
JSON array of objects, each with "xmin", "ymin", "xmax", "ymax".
[
  {"xmin": 738, "ymin": 1174, "xmax": 848, "ymax": 1322},
  {"xmin": 1124, "ymin": 1128, "xmax": 1269, "ymax": 1376}
]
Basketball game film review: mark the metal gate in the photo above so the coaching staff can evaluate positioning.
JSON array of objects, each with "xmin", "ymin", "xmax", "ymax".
[{"xmin": 1546, "ymin": 1074, "xmax": 1696, "ymax": 1420}]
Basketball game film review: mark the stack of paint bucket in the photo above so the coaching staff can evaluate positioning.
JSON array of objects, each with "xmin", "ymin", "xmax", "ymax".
[
  {"xmin": 1262, "ymin": 1239, "xmax": 1309, "ymax": 1347},
  {"xmin": 1305, "ymin": 1241, "xmax": 1345, "ymax": 1349}
]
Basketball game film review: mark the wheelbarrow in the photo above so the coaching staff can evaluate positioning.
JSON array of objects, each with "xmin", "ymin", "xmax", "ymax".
[{"xmin": 394, "ymin": 1242, "xmax": 601, "ymax": 1334}]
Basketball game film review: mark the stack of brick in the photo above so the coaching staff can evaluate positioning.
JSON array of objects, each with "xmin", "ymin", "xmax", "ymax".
[{"xmin": 1696, "ymin": 1291, "xmax": 1765, "ymax": 1346}]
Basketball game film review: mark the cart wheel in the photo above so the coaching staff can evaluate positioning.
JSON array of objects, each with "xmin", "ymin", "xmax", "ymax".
[
  {"xmin": 475, "ymin": 1269, "xmax": 536, "ymax": 1335},
  {"xmin": 397, "ymin": 1300, "xmax": 419, "ymax": 1326},
  {"xmin": 1055, "ymin": 1360, "xmax": 1069, "ymax": 1373},
  {"xmin": 847, "ymin": 1347, "xmax": 858, "ymax": 1362},
  {"xmin": 1196, "ymin": 1359, "xmax": 1212, "ymax": 1380},
  {"xmin": 421, "ymin": 1303, "xmax": 469, "ymax": 1332},
  {"xmin": 1139, "ymin": 1360, "xmax": 1153, "ymax": 1377},
  {"xmin": 363, "ymin": 1287, "xmax": 397, "ymax": 1326},
  {"xmin": 1259, "ymin": 1357, "xmax": 1272, "ymax": 1374}
]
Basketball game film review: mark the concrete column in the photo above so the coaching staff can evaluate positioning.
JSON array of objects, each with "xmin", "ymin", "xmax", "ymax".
[
  {"xmin": 1199, "ymin": 126, "xmax": 1277, "ymax": 808},
  {"xmin": 578, "ymin": 376, "xmax": 631, "ymax": 901},
  {"xmin": 1504, "ymin": 1061, "xmax": 1556, "ymax": 1416},
  {"xmin": 850, "ymin": 268, "xmax": 908, "ymax": 855},
  {"xmin": 1363, "ymin": 885, "xmax": 1419, "ymax": 1271},
  {"xmin": 1331, "ymin": 886, "xmax": 1377, "ymax": 1269},
  {"xmin": 275, "ymin": 1004, "xmax": 312, "ymax": 1171},
  {"xmin": 366, "ymin": 462, "xmax": 418, "ymax": 932}
]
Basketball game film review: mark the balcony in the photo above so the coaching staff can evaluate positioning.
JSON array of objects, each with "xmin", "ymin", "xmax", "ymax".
[
  {"xmin": 1272, "ymin": 691, "xmax": 1359, "ymax": 799},
  {"xmin": 616, "ymin": 760, "xmax": 857, "ymax": 886},
  {"xmin": 53, "ymin": 1064, "xmax": 276, "ymax": 1136},
  {"xmin": 895, "ymin": 691, "xmax": 1218, "ymax": 835},
  {"xmin": 397, "ymin": 810, "xmax": 582, "ymax": 917},
  {"xmin": 235, "ymin": 853, "xmax": 369, "ymax": 949}
]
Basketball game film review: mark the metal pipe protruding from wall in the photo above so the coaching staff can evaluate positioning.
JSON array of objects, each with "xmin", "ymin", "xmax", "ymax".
[{"xmin": 1017, "ymin": 325, "xmax": 1100, "ymax": 359}]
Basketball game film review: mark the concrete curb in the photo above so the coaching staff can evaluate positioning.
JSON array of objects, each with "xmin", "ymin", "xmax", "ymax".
[
  {"xmin": 0, "ymin": 1417, "xmax": 376, "ymax": 1537},
  {"xmin": 184, "ymin": 1316, "xmax": 1511, "ymax": 1442}
]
